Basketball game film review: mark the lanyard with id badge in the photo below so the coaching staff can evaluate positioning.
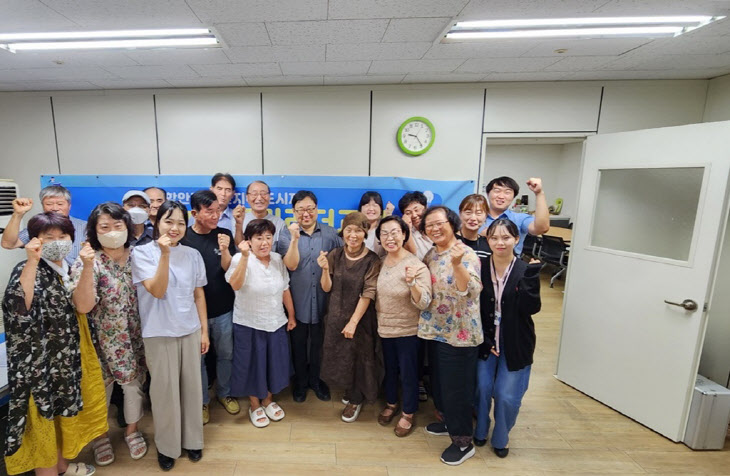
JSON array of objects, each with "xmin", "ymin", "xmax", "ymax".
[{"xmin": 490, "ymin": 257, "xmax": 516, "ymax": 355}]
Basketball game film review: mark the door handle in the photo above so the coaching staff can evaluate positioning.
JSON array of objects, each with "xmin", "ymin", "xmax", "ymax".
[{"xmin": 664, "ymin": 299, "xmax": 699, "ymax": 311}]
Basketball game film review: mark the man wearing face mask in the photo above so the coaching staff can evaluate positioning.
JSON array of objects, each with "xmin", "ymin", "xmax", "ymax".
[
  {"xmin": 2, "ymin": 185, "xmax": 87, "ymax": 266},
  {"xmin": 123, "ymin": 190, "xmax": 154, "ymax": 247}
]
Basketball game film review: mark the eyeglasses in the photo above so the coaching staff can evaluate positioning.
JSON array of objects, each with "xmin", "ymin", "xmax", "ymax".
[
  {"xmin": 247, "ymin": 191, "xmax": 270, "ymax": 198},
  {"xmin": 424, "ymin": 220, "xmax": 449, "ymax": 231},
  {"xmin": 379, "ymin": 230, "xmax": 402, "ymax": 239},
  {"xmin": 294, "ymin": 206, "xmax": 317, "ymax": 215}
]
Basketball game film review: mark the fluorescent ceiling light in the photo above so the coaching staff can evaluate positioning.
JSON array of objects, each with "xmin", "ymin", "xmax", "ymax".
[
  {"xmin": 0, "ymin": 28, "xmax": 219, "ymax": 52},
  {"xmin": 444, "ymin": 15, "xmax": 725, "ymax": 41}
]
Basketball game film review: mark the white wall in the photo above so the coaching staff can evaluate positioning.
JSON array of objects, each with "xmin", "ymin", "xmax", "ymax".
[
  {"xmin": 598, "ymin": 80, "xmax": 708, "ymax": 133},
  {"xmin": 483, "ymin": 143, "xmax": 581, "ymax": 219},
  {"xmin": 370, "ymin": 88, "xmax": 484, "ymax": 181},
  {"xmin": 703, "ymin": 74, "xmax": 730, "ymax": 123}
]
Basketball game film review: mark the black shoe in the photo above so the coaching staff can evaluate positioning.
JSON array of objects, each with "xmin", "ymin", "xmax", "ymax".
[
  {"xmin": 493, "ymin": 447, "xmax": 509, "ymax": 458},
  {"xmin": 185, "ymin": 448, "xmax": 203, "ymax": 462},
  {"xmin": 440, "ymin": 443, "xmax": 475, "ymax": 466},
  {"xmin": 293, "ymin": 387, "xmax": 307, "ymax": 403},
  {"xmin": 473, "ymin": 437, "xmax": 487, "ymax": 447},
  {"xmin": 116, "ymin": 405, "xmax": 127, "ymax": 428},
  {"xmin": 425, "ymin": 421, "xmax": 448, "ymax": 436},
  {"xmin": 157, "ymin": 451, "xmax": 175, "ymax": 471},
  {"xmin": 312, "ymin": 381, "xmax": 331, "ymax": 401}
]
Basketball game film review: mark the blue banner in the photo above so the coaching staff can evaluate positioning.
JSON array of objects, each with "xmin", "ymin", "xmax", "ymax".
[{"xmin": 41, "ymin": 175, "xmax": 475, "ymax": 229}]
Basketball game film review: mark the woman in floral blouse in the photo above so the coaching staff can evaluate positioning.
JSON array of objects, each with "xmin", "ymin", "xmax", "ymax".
[
  {"xmin": 418, "ymin": 205, "xmax": 483, "ymax": 467},
  {"xmin": 70, "ymin": 202, "xmax": 148, "ymax": 466},
  {"xmin": 2, "ymin": 212, "xmax": 107, "ymax": 476}
]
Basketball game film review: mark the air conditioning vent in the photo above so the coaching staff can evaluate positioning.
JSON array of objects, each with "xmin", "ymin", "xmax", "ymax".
[{"xmin": 0, "ymin": 180, "xmax": 19, "ymax": 230}]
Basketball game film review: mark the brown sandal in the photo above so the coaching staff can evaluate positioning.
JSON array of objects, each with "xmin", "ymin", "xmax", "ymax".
[
  {"xmin": 394, "ymin": 413, "xmax": 415, "ymax": 437},
  {"xmin": 378, "ymin": 403, "xmax": 399, "ymax": 426}
]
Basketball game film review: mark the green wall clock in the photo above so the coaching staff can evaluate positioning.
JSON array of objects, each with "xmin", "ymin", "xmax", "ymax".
[{"xmin": 397, "ymin": 116, "xmax": 435, "ymax": 156}]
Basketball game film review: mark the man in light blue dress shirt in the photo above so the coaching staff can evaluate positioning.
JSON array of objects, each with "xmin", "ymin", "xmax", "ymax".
[
  {"xmin": 1, "ymin": 184, "xmax": 86, "ymax": 266},
  {"xmin": 484, "ymin": 176, "xmax": 550, "ymax": 255}
]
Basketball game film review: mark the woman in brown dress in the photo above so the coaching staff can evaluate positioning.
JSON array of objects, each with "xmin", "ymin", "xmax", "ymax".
[{"xmin": 317, "ymin": 212, "xmax": 382, "ymax": 423}]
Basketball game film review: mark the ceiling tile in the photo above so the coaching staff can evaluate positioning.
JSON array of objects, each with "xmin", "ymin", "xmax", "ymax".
[
  {"xmin": 484, "ymin": 71, "xmax": 574, "ymax": 81},
  {"xmin": 324, "ymin": 74, "xmax": 405, "ymax": 85},
  {"xmin": 593, "ymin": 0, "xmax": 730, "ymax": 16},
  {"xmin": 38, "ymin": 0, "xmax": 201, "ymax": 27},
  {"xmin": 423, "ymin": 41, "xmax": 538, "ymax": 59},
  {"xmin": 326, "ymin": 42, "xmax": 431, "ymax": 61},
  {"xmin": 12, "ymin": 80, "xmax": 101, "ymax": 91},
  {"xmin": 89, "ymin": 79, "xmax": 172, "ymax": 89},
  {"xmin": 0, "ymin": 66, "xmax": 117, "ymax": 81},
  {"xmin": 213, "ymin": 23, "xmax": 271, "ymax": 47},
  {"xmin": 191, "ymin": 62, "xmax": 281, "ymax": 77},
  {"xmin": 165, "ymin": 77, "xmax": 247, "ymax": 87},
  {"xmin": 382, "ymin": 18, "xmax": 451, "ymax": 42},
  {"xmin": 401, "ymin": 72, "xmax": 486, "ymax": 83},
  {"xmin": 225, "ymin": 45, "xmax": 325, "ymax": 63},
  {"xmin": 280, "ymin": 61, "xmax": 371, "ymax": 76},
  {"xmin": 544, "ymin": 56, "xmax": 621, "ymax": 72},
  {"xmin": 328, "ymin": 0, "xmax": 468, "ymax": 20},
  {"xmin": 457, "ymin": 0, "xmax": 608, "ymax": 21},
  {"xmin": 187, "ymin": 0, "xmax": 327, "ymax": 23},
  {"xmin": 104, "ymin": 65, "xmax": 200, "ymax": 79},
  {"xmin": 0, "ymin": 50, "xmax": 138, "ymax": 69},
  {"xmin": 522, "ymin": 38, "xmax": 653, "ymax": 57},
  {"xmin": 456, "ymin": 57, "xmax": 561, "ymax": 73},
  {"xmin": 124, "ymin": 48, "xmax": 231, "ymax": 66},
  {"xmin": 245, "ymin": 75, "xmax": 324, "ymax": 86},
  {"xmin": 568, "ymin": 68, "xmax": 730, "ymax": 80},
  {"xmin": 266, "ymin": 20, "xmax": 389, "ymax": 45},
  {"xmin": 368, "ymin": 58, "xmax": 465, "ymax": 74},
  {"xmin": 607, "ymin": 52, "xmax": 730, "ymax": 71},
  {"xmin": 628, "ymin": 34, "xmax": 730, "ymax": 57},
  {"xmin": 0, "ymin": 0, "xmax": 76, "ymax": 31}
]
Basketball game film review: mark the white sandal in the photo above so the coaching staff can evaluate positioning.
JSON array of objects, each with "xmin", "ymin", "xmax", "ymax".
[
  {"xmin": 124, "ymin": 431, "xmax": 148, "ymax": 460},
  {"xmin": 264, "ymin": 401, "xmax": 285, "ymax": 421},
  {"xmin": 249, "ymin": 406, "xmax": 270, "ymax": 428},
  {"xmin": 92, "ymin": 436, "xmax": 114, "ymax": 466},
  {"xmin": 63, "ymin": 462, "xmax": 96, "ymax": 475}
]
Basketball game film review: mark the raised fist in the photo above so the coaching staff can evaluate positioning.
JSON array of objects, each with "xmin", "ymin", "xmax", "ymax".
[
  {"xmin": 316, "ymin": 250, "xmax": 329, "ymax": 270},
  {"xmin": 288, "ymin": 222, "xmax": 301, "ymax": 240},
  {"xmin": 79, "ymin": 242, "xmax": 95, "ymax": 266},
  {"xmin": 233, "ymin": 205, "xmax": 245, "ymax": 224},
  {"xmin": 157, "ymin": 234, "xmax": 172, "ymax": 254},
  {"xmin": 25, "ymin": 237, "xmax": 42, "ymax": 263},
  {"xmin": 526, "ymin": 177, "xmax": 543, "ymax": 194},
  {"xmin": 384, "ymin": 201, "xmax": 395, "ymax": 217},
  {"xmin": 12, "ymin": 198, "xmax": 33, "ymax": 216},
  {"xmin": 238, "ymin": 240, "xmax": 251, "ymax": 257},
  {"xmin": 218, "ymin": 233, "xmax": 230, "ymax": 252}
]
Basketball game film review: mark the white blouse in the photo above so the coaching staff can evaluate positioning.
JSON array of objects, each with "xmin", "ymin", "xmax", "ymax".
[
  {"xmin": 132, "ymin": 242, "xmax": 207, "ymax": 338},
  {"xmin": 225, "ymin": 251, "xmax": 289, "ymax": 332}
]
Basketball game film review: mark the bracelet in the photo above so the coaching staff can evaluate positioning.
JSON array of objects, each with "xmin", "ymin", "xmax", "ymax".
[{"xmin": 407, "ymin": 280, "xmax": 416, "ymax": 287}]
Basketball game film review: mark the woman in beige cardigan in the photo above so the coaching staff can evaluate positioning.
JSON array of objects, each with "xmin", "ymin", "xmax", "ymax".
[{"xmin": 374, "ymin": 216, "xmax": 432, "ymax": 437}]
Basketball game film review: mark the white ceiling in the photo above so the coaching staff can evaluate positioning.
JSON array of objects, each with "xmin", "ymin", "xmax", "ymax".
[{"xmin": 0, "ymin": 0, "xmax": 729, "ymax": 91}]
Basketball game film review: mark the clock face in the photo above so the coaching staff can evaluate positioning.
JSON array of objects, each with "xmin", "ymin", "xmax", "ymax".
[{"xmin": 397, "ymin": 116, "xmax": 435, "ymax": 156}]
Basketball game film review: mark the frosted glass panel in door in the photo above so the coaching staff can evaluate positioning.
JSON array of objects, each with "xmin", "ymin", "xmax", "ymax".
[{"xmin": 590, "ymin": 167, "xmax": 704, "ymax": 261}]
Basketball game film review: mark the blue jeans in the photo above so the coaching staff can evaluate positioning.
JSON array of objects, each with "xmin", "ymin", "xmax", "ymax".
[
  {"xmin": 475, "ymin": 353, "xmax": 531, "ymax": 448},
  {"xmin": 201, "ymin": 311, "xmax": 233, "ymax": 404},
  {"xmin": 382, "ymin": 336, "xmax": 420, "ymax": 414}
]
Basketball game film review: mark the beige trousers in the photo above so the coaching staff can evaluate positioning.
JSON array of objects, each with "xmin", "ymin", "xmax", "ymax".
[
  {"xmin": 105, "ymin": 377, "xmax": 145, "ymax": 425},
  {"xmin": 144, "ymin": 329, "xmax": 203, "ymax": 458}
]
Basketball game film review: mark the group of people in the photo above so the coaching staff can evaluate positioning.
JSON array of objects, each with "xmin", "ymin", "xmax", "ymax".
[{"xmin": 0, "ymin": 172, "xmax": 549, "ymax": 473}]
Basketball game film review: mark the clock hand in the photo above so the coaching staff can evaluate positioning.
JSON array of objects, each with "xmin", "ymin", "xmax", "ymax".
[
  {"xmin": 415, "ymin": 136, "xmax": 422, "ymax": 147},
  {"xmin": 408, "ymin": 133, "xmax": 417, "ymax": 137}
]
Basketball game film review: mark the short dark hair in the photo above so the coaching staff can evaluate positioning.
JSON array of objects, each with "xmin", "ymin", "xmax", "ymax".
[
  {"xmin": 144, "ymin": 186, "xmax": 167, "ymax": 197},
  {"xmin": 190, "ymin": 190, "xmax": 218, "ymax": 212},
  {"xmin": 86, "ymin": 202, "xmax": 133, "ymax": 250},
  {"xmin": 358, "ymin": 191, "xmax": 383, "ymax": 212},
  {"xmin": 292, "ymin": 190, "xmax": 318, "ymax": 207},
  {"xmin": 419, "ymin": 205, "xmax": 461, "ymax": 235},
  {"xmin": 486, "ymin": 176, "xmax": 520, "ymax": 196},
  {"xmin": 27, "ymin": 212, "xmax": 75, "ymax": 240},
  {"xmin": 246, "ymin": 180, "xmax": 270, "ymax": 194},
  {"xmin": 211, "ymin": 173, "xmax": 236, "ymax": 189},
  {"xmin": 375, "ymin": 215, "xmax": 410, "ymax": 244},
  {"xmin": 486, "ymin": 218, "xmax": 519, "ymax": 239},
  {"xmin": 398, "ymin": 191, "xmax": 427, "ymax": 214},
  {"xmin": 244, "ymin": 219, "xmax": 276, "ymax": 240},
  {"xmin": 153, "ymin": 201, "xmax": 189, "ymax": 239}
]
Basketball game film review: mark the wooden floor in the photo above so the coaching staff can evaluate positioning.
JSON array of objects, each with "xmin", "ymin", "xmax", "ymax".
[{"xmin": 81, "ymin": 273, "xmax": 730, "ymax": 475}]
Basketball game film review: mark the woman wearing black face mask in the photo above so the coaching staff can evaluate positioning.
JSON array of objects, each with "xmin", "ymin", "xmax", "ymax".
[
  {"xmin": 70, "ymin": 202, "xmax": 148, "ymax": 466},
  {"xmin": 2, "ymin": 212, "xmax": 107, "ymax": 476}
]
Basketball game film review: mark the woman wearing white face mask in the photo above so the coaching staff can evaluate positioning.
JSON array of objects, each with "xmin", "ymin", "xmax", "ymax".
[
  {"xmin": 122, "ymin": 190, "xmax": 153, "ymax": 247},
  {"xmin": 69, "ymin": 202, "xmax": 148, "ymax": 466},
  {"xmin": 3, "ymin": 212, "xmax": 107, "ymax": 476}
]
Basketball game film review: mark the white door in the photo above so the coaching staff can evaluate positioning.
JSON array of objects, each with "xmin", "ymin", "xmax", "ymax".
[{"xmin": 555, "ymin": 121, "xmax": 730, "ymax": 442}]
